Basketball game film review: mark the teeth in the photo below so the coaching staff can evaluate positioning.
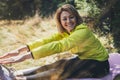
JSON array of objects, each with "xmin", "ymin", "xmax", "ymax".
[
  {"xmin": 67, "ymin": 25, "xmax": 72, "ymax": 27},
  {"xmin": 67, "ymin": 24, "xmax": 72, "ymax": 26}
]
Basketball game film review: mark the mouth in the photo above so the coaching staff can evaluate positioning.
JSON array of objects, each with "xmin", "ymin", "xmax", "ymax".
[{"xmin": 67, "ymin": 23, "xmax": 74, "ymax": 27}]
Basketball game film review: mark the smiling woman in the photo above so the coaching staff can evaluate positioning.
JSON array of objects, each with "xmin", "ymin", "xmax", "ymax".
[
  {"xmin": 60, "ymin": 11, "xmax": 76, "ymax": 33},
  {"xmin": 0, "ymin": 4, "xmax": 110, "ymax": 80}
]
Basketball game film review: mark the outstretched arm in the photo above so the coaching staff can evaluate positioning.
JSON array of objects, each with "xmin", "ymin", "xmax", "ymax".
[
  {"xmin": 0, "ymin": 52, "xmax": 32, "ymax": 64},
  {"xmin": 0, "ymin": 45, "xmax": 29, "ymax": 59}
]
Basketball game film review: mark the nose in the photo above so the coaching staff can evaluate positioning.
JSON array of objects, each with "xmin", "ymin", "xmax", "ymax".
[{"xmin": 67, "ymin": 18, "xmax": 71, "ymax": 23}]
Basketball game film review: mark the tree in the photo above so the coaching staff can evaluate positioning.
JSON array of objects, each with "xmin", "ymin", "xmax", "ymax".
[{"xmin": 87, "ymin": 0, "xmax": 120, "ymax": 52}]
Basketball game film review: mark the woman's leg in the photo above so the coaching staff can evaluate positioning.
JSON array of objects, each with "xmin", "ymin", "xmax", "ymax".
[
  {"xmin": 14, "ymin": 59, "xmax": 68, "ymax": 80},
  {"xmin": 14, "ymin": 59, "xmax": 67, "ymax": 77},
  {"xmin": 15, "ymin": 69, "xmax": 57, "ymax": 80},
  {"xmin": 14, "ymin": 66, "xmax": 41, "ymax": 76},
  {"xmin": 59, "ymin": 57, "xmax": 110, "ymax": 79},
  {"xmin": 14, "ymin": 57, "xmax": 110, "ymax": 80}
]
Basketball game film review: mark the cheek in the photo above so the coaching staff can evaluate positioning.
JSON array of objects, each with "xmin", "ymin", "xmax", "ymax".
[
  {"xmin": 61, "ymin": 22, "xmax": 67, "ymax": 30},
  {"xmin": 73, "ymin": 18, "xmax": 77, "ymax": 25},
  {"xmin": 61, "ymin": 21, "xmax": 66, "ymax": 27}
]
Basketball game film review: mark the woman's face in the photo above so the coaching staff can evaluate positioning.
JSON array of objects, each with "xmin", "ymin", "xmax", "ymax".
[{"xmin": 60, "ymin": 11, "xmax": 76, "ymax": 33}]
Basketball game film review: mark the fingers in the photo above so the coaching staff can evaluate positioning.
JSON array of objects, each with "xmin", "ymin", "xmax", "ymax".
[
  {"xmin": 0, "ymin": 50, "xmax": 19, "ymax": 59},
  {"xmin": 0, "ymin": 58, "xmax": 15, "ymax": 64},
  {"xmin": 15, "ymin": 76, "xmax": 27, "ymax": 80},
  {"xmin": 0, "ymin": 54, "xmax": 26, "ymax": 64},
  {"xmin": 0, "ymin": 52, "xmax": 31, "ymax": 64},
  {"xmin": 0, "ymin": 53, "xmax": 9, "ymax": 59}
]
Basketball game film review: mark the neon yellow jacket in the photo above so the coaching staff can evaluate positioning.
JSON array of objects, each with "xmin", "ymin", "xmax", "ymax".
[{"xmin": 27, "ymin": 23, "xmax": 109, "ymax": 61}]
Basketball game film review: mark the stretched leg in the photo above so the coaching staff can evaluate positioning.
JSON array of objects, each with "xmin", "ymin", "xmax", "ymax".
[
  {"xmin": 14, "ymin": 59, "xmax": 67, "ymax": 80},
  {"xmin": 15, "ymin": 65, "xmax": 65, "ymax": 80},
  {"xmin": 15, "ymin": 69, "xmax": 56, "ymax": 80},
  {"xmin": 14, "ymin": 66, "xmax": 41, "ymax": 76},
  {"xmin": 35, "ymin": 59, "xmax": 67, "ymax": 73}
]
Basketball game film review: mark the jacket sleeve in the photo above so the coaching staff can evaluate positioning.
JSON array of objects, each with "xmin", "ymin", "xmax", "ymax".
[
  {"xmin": 27, "ymin": 33, "xmax": 63, "ymax": 51},
  {"xmin": 31, "ymin": 27, "xmax": 91, "ymax": 59}
]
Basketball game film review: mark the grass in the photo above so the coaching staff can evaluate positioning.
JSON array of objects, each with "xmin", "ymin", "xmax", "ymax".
[
  {"xmin": 0, "ymin": 15, "xmax": 74, "ymax": 70},
  {"xmin": 0, "ymin": 15, "xmax": 116, "ymax": 70}
]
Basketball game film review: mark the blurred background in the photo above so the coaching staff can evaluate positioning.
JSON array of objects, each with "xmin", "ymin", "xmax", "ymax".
[{"xmin": 0, "ymin": 0, "xmax": 120, "ymax": 69}]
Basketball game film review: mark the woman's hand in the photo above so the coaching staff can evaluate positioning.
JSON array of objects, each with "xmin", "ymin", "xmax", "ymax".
[
  {"xmin": 0, "ymin": 50, "xmax": 19, "ymax": 59},
  {"xmin": 0, "ymin": 45, "xmax": 29, "ymax": 59},
  {"xmin": 0, "ymin": 52, "xmax": 32, "ymax": 64}
]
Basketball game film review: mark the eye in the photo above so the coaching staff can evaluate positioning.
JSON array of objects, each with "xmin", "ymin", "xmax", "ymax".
[
  {"xmin": 62, "ymin": 18, "xmax": 67, "ymax": 21},
  {"xmin": 70, "ymin": 16, "xmax": 75, "ymax": 19}
]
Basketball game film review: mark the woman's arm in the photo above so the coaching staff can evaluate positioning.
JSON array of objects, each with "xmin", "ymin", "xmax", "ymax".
[
  {"xmin": 18, "ymin": 45, "xmax": 30, "ymax": 53},
  {"xmin": 27, "ymin": 33, "xmax": 63, "ymax": 51},
  {"xmin": 30, "ymin": 25, "xmax": 90, "ymax": 59},
  {"xmin": 0, "ymin": 45, "xmax": 29, "ymax": 59},
  {"xmin": 0, "ymin": 52, "xmax": 32, "ymax": 64}
]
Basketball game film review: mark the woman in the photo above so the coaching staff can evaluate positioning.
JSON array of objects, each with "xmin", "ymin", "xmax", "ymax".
[{"xmin": 0, "ymin": 4, "xmax": 109, "ymax": 80}]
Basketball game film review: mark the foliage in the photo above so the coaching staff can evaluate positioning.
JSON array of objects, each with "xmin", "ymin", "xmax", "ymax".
[
  {"xmin": 111, "ymin": 1, "xmax": 120, "ymax": 52},
  {"xmin": 0, "ymin": 0, "xmax": 35, "ymax": 19},
  {"xmin": 37, "ymin": 0, "xmax": 65, "ymax": 17},
  {"xmin": 0, "ymin": 0, "xmax": 66, "ymax": 19},
  {"xmin": 94, "ymin": 0, "xmax": 120, "ymax": 52},
  {"xmin": 0, "ymin": 1, "xmax": 8, "ymax": 19},
  {"xmin": 75, "ymin": 0, "xmax": 100, "ymax": 18}
]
